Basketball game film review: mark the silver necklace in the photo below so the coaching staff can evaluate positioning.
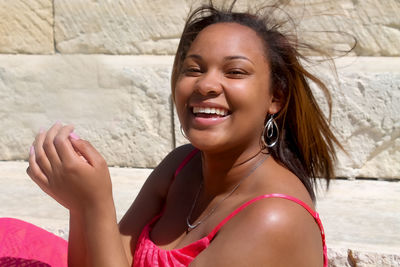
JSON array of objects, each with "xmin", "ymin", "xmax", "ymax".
[{"xmin": 186, "ymin": 153, "xmax": 269, "ymax": 231}]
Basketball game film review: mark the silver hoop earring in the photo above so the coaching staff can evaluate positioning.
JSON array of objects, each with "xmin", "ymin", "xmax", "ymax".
[
  {"xmin": 261, "ymin": 114, "xmax": 279, "ymax": 148},
  {"xmin": 180, "ymin": 125, "xmax": 188, "ymax": 139}
]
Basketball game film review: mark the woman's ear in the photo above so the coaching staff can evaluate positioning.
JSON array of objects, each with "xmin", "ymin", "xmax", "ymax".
[{"xmin": 268, "ymin": 96, "xmax": 283, "ymax": 114}]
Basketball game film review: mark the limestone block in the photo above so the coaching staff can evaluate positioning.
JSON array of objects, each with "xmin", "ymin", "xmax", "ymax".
[
  {"xmin": 317, "ymin": 179, "xmax": 400, "ymax": 257},
  {"xmin": 54, "ymin": 0, "xmax": 191, "ymax": 55},
  {"xmin": 0, "ymin": 0, "xmax": 54, "ymax": 54},
  {"xmin": 319, "ymin": 179, "xmax": 400, "ymax": 266},
  {"xmin": 53, "ymin": 0, "xmax": 400, "ymax": 56},
  {"xmin": 319, "ymin": 57, "xmax": 400, "ymax": 179},
  {"xmin": 285, "ymin": 0, "xmax": 400, "ymax": 56},
  {"xmin": 327, "ymin": 247, "xmax": 351, "ymax": 267},
  {"xmin": 328, "ymin": 247, "xmax": 400, "ymax": 267},
  {"xmin": 0, "ymin": 55, "xmax": 174, "ymax": 167}
]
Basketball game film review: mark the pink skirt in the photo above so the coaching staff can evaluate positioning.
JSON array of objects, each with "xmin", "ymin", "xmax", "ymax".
[{"xmin": 0, "ymin": 217, "xmax": 68, "ymax": 267}]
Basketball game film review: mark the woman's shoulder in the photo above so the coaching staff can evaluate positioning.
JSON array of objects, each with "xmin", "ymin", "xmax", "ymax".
[
  {"xmin": 244, "ymin": 158, "xmax": 321, "ymax": 244},
  {"xmin": 162, "ymin": 143, "xmax": 198, "ymax": 166},
  {"xmin": 146, "ymin": 144, "xmax": 197, "ymax": 194},
  {"xmin": 231, "ymin": 192, "xmax": 324, "ymax": 266},
  {"xmin": 195, "ymin": 192, "xmax": 324, "ymax": 266},
  {"xmin": 232, "ymin": 160, "xmax": 323, "ymax": 265},
  {"xmin": 156, "ymin": 144, "xmax": 198, "ymax": 177},
  {"xmin": 197, "ymin": 159, "xmax": 324, "ymax": 266}
]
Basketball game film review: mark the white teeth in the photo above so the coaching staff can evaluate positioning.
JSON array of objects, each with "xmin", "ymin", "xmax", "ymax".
[{"xmin": 193, "ymin": 107, "xmax": 228, "ymax": 116}]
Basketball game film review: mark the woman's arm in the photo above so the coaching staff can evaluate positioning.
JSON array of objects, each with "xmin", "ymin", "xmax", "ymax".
[
  {"xmin": 68, "ymin": 211, "xmax": 88, "ymax": 267},
  {"xmin": 27, "ymin": 122, "xmax": 195, "ymax": 266},
  {"xmin": 27, "ymin": 123, "xmax": 129, "ymax": 267}
]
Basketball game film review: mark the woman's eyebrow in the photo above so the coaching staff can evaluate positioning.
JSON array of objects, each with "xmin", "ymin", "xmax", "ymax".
[
  {"xmin": 186, "ymin": 54, "xmax": 254, "ymax": 65},
  {"xmin": 186, "ymin": 54, "xmax": 202, "ymax": 60},
  {"xmin": 224, "ymin": 55, "xmax": 254, "ymax": 65}
]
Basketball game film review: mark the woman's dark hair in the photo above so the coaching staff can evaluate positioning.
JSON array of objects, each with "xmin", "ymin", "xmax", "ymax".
[{"xmin": 171, "ymin": 0, "xmax": 344, "ymax": 201}]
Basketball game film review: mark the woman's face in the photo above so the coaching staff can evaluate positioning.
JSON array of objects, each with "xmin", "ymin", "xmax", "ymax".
[{"xmin": 175, "ymin": 22, "xmax": 280, "ymax": 153}]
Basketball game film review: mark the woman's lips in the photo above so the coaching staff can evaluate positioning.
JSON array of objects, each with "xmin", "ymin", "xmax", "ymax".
[
  {"xmin": 192, "ymin": 106, "xmax": 229, "ymax": 117},
  {"xmin": 190, "ymin": 107, "xmax": 230, "ymax": 127}
]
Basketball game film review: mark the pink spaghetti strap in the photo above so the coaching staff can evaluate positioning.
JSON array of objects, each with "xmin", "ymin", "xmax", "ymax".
[
  {"xmin": 206, "ymin": 193, "xmax": 328, "ymax": 267},
  {"xmin": 174, "ymin": 148, "xmax": 199, "ymax": 178}
]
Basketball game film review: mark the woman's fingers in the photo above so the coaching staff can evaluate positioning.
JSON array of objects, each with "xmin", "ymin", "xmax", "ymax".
[
  {"xmin": 27, "ymin": 146, "xmax": 51, "ymax": 194},
  {"xmin": 33, "ymin": 128, "xmax": 53, "ymax": 177},
  {"xmin": 42, "ymin": 122, "xmax": 63, "ymax": 167},
  {"xmin": 53, "ymin": 125, "xmax": 77, "ymax": 163},
  {"xmin": 70, "ymin": 138, "xmax": 105, "ymax": 167}
]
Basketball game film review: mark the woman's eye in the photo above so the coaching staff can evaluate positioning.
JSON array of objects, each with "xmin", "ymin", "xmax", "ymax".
[
  {"xmin": 183, "ymin": 67, "xmax": 202, "ymax": 76},
  {"xmin": 226, "ymin": 69, "xmax": 247, "ymax": 78}
]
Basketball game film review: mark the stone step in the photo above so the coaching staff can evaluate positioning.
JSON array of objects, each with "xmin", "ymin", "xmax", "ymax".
[{"xmin": 0, "ymin": 161, "xmax": 399, "ymax": 266}]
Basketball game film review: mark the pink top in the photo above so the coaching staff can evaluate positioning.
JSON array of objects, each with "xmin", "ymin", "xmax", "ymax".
[{"xmin": 133, "ymin": 150, "xmax": 328, "ymax": 267}]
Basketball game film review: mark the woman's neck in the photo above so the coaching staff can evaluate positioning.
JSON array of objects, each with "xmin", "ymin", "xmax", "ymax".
[{"xmin": 200, "ymin": 146, "xmax": 268, "ymax": 197}]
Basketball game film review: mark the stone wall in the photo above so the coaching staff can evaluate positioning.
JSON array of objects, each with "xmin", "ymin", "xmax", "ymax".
[{"xmin": 1, "ymin": 0, "xmax": 399, "ymax": 178}]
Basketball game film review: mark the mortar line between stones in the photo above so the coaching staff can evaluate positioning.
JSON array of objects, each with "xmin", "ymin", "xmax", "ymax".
[{"xmin": 52, "ymin": 0, "xmax": 59, "ymax": 53}]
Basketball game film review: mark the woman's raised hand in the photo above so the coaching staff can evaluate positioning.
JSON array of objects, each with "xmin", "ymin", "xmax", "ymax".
[{"xmin": 27, "ymin": 122, "xmax": 113, "ymax": 213}]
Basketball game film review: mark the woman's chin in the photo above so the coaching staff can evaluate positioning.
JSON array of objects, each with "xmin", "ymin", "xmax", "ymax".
[{"xmin": 187, "ymin": 135, "xmax": 225, "ymax": 153}]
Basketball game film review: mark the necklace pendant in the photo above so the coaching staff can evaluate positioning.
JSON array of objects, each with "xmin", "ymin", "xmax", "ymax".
[{"xmin": 186, "ymin": 217, "xmax": 201, "ymax": 231}]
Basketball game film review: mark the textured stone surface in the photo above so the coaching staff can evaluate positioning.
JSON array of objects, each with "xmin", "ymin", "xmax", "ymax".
[
  {"xmin": 52, "ymin": 0, "xmax": 400, "ymax": 56},
  {"xmin": 0, "ymin": 0, "xmax": 399, "ymax": 56},
  {"xmin": 54, "ymin": 0, "xmax": 190, "ymax": 55},
  {"xmin": 0, "ymin": 55, "xmax": 174, "ymax": 167},
  {"xmin": 327, "ymin": 247, "xmax": 400, "ymax": 267},
  {"xmin": 309, "ymin": 57, "xmax": 400, "ymax": 179},
  {"xmin": 317, "ymin": 179, "xmax": 400, "ymax": 255},
  {"xmin": 0, "ymin": 0, "xmax": 54, "ymax": 54},
  {"xmin": 284, "ymin": 0, "xmax": 400, "ymax": 56},
  {"xmin": 1, "ymin": 161, "xmax": 399, "ymax": 266}
]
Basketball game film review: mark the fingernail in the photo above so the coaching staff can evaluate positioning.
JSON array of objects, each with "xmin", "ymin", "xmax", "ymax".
[
  {"xmin": 30, "ymin": 146, "xmax": 35, "ymax": 155},
  {"xmin": 69, "ymin": 132, "xmax": 80, "ymax": 140},
  {"xmin": 39, "ymin": 127, "xmax": 45, "ymax": 133}
]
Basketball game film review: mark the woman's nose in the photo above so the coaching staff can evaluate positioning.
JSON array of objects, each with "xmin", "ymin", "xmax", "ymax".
[{"xmin": 195, "ymin": 71, "xmax": 223, "ymax": 96}]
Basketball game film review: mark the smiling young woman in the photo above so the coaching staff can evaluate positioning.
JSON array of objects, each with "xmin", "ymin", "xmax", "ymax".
[
  {"xmin": 175, "ymin": 22, "xmax": 275, "ymax": 154},
  {"xmin": 8, "ymin": 1, "xmax": 344, "ymax": 267}
]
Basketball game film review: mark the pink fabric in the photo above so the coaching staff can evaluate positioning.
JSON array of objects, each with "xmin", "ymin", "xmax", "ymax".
[
  {"xmin": 133, "ymin": 149, "xmax": 328, "ymax": 267},
  {"xmin": 134, "ymin": 214, "xmax": 210, "ymax": 267},
  {"xmin": 0, "ymin": 217, "xmax": 68, "ymax": 267}
]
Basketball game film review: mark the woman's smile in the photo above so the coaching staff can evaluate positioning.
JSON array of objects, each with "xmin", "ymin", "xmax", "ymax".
[{"xmin": 189, "ymin": 103, "xmax": 231, "ymax": 127}]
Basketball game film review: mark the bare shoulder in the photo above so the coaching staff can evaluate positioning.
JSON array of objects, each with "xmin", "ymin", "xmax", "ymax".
[
  {"xmin": 143, "ymin": 144, "xmax": 197, "ymax": 196},
  {"xmin": 192, "ymin": 160, "xmax": 324, "ymax": 267},
  {"xmin": 127, "ymin": 144, "xmax": 196, "ymax": 204},
  {"xmin": 119, "ymin": 144, "xmax": 196, "ymax": 263},
  {"xmin": 239, "ymin": 195, "xmax": 324, "ymax": 266},
  {"xmin": 193, "ymin": 197, "xmax": 324, "ymax": 267}
]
